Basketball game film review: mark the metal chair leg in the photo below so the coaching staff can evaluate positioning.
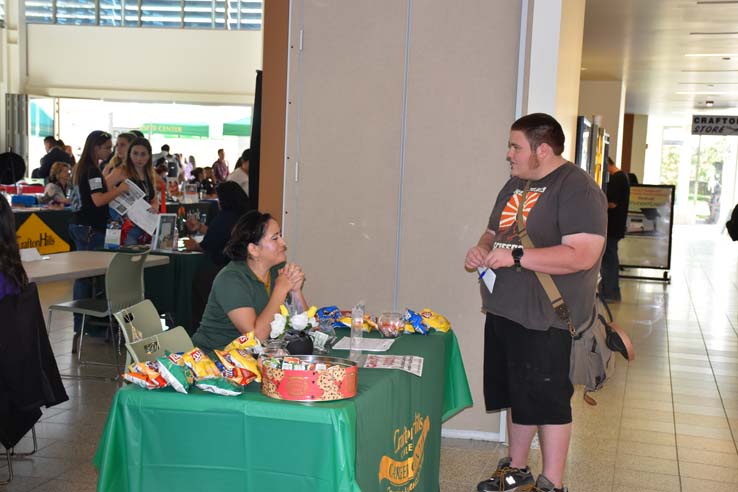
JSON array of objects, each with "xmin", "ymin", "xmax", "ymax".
[
  {"xmin": 77, "ymin": 314, "xmax": 86, "ymax": 362},
  {"xmin": 0, "ymin": 447, "xmax": 11, "ymax": 485}
]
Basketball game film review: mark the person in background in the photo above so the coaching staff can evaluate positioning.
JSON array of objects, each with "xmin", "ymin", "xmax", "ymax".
[
  {"xmin": 212, "ymin": 149, "xmax": 229, "ymax": 184},
  {"xmin": 227, "ymin": 148, "xmax": 250, "ymax": 197},
  {"xmin": 627, "ymin": 172, "xmax": 639, "ymax": 185},
  {"xmin": 600, "ymin": 157, "xmax": 630, "ymax": 303},
  {"xmin": 154, "ymin": 162, "xmax": 168, "ymax": 211},
  {"xmin": 185, "ymin": 155, "xmax": 196, "ymax": 181},
  {"xmin": 40, "ymin": 162, "xmax": 72, "ymax": 205},
  {"xmin": 466, "ymin": 113, "xmax": 606, "ymax": 492},
  {"xmin": 102, "ymin": 132, "xmax": 136, "ymax": 178},
  {"xmin": 63, "ymin": 144, "xmax": 77, "ymax": 166},
  {"xmin": 130, "ymin": 130, "xmax": 145, "ymax": 138},
  {"xmin": 184, "ymin": 181, "xmax": 250, "ymax": 264},
  {"xmin": 184, "ymin": 181, "xmax": 252, "ymax": 331},
  {"xmin": 201, "ymin": 166, "xmax": 216, "ymax": 196},
  {"xmin": 39, "ymin": 136, "xmax": 73, "ymax": 179},
  {"xmin": 191, "ymin": 211, "xmax": 307, "ymax": 348},
  {"xmin": 151, "ymin": 144, "xmax": 170, "ymax": 168},
  {"xmin": 68, "ymin": 130, "xmax": 129, "ymax": 346},
  {"xmin": 0, "ymin": 193, "xmax": 28, "ymax": 302},
  {"xmin": 120, "ymin": 137, "xmax": 159, "ymax": 245}
]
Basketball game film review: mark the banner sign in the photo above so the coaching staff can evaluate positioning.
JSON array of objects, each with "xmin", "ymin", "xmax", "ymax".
[
  {"xmin": 15, "ymin": 213, "xmax": 71, "ymax": 254},
  {"xmin": 691, "ymin": 115, "xmax": 738, "ymax": 136},
  {"xmin": 620, "ymin": 185, "xmax": 675, "ymax": 270}
]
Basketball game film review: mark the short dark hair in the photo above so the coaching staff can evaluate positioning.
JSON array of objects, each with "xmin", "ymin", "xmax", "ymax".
[
  {"xmin": 241, "ymin": 148, "xmax": 252, "ymax": 162},
  {"xmin": 161, "ymin": 144, "xmax": 170, "ymax": 152},
  {"xmin": 192, "ymin": 167, "xmax": 204, "ymax": 179},
  {"xmin": 44, "ymin": 136, "xmax": 56, "ymax": 145},
  {"xmin": 130, "ymin": 130, "xmax": 145, "ymax": 138},
  {"xmin": 217, "ymin": 148, "xmax": 224, "ymax": 154},
  {"xmin": 216, "ymin": 181, "xmax": 250, "ymax": 214},
  {"xmin": 510, "ymin": 113, "xmax": 565, "ymax": 156},
  {"xmin": 224, "ymin": 210, "xmax": 273, "ymax": 261}
]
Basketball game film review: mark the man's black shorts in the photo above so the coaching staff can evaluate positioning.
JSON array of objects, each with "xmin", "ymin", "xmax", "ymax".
[{"xmin": 483, "ymin": 313, "xmax": 573, "ymax": 425}]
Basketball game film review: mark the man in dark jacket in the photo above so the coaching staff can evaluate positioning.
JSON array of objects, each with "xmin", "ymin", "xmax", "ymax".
[
  {"xmin": 39, "ymin": 136, "xmax": 73, "ymax": 180},
  {"xmin": 601, "ymin": 157, "xmax": 630, "ymax": 302}
]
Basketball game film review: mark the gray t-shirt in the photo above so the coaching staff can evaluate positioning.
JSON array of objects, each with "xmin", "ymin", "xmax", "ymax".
[{"xmin": 483, "ymin": 162, "xmax": 607, "ymax": 331}]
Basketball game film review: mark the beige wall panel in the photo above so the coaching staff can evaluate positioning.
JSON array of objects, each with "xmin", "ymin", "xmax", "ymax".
[
  {"xmin": 579, "ymin": 79, "xmax": 625, "ymax": 164},
  {"xmin": 26, "ymin": 25, "xmax": 262, "ymax": 102},
  {"xmin": 399, "ymin": 1, "xmax": 521, "ymax": 434},
  {"xmin": 283, "ymin": 0, "xmax": 407, "ymax": 309}
]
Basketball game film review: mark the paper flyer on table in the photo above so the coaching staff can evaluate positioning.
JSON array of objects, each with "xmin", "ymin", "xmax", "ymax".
[
  {"xmin": 126, "ymin": 200, "xmax": 159, "ymax": 235},
  {"xmin": 110, "ymin": 179, "xmax": 146, "ymax": 216},
  {"xmin": 333, "ymin": 337, "xmax": 395, "ymax": 352},
  {"xmin": 363, "ymin": 355, "xmax": 424, "ymax": 377}
]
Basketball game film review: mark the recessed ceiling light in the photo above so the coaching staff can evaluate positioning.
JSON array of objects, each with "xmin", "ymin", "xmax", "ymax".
[
  {"xmin": 706, "ymin": 100, "xmax": 715, "ymax": 107},
  {"xmin": 689, "ymin": 32, "xmax": 738, "ymax": 35}
]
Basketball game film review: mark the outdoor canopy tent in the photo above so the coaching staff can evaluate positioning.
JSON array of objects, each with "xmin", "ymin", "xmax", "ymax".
[
  {"xmin": 141, "ymin": 123, "xmax": 210, "ymax": 139},
  {"xmin": 222, "ymin": 117, "xmax": 252, "ymax": 137}
]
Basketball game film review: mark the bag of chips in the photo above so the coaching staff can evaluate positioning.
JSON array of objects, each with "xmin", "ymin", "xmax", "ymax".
[
  {"xmin": 182, "ymin": 348, "xmax": 222, "ymax": 380},
  {"xmin": 122, "ymin": 361, "xmax": 168, "ymax": 389},
  {"xmin": 404, "ymin": 309, "xmax": 429, "ymax": 335},
  {"xmin": 223, "ymin": 333, "xmax": 259, "ymax": 353},
  {"xmin": 214, "ymin": 348, "xmax": 261, "ymax": 385},
  {"xmin": 196, "ymin": 378, "xmax": 243, "ymax": 396},
  {"xmin": 419, "ymin": 308, "xmax": 451, "ymax": 332},
  {"xmin": 157, "ymin": 353, "xmax": 194, "ymax": 394}
]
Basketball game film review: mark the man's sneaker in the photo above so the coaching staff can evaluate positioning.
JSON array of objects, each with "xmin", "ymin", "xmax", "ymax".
[
  {"xmin": 476, "ymin": 457, "xmax": 533, "ymax": 491},
  {"xmin": 518, "ymin": 474, "xmax": 568, "ymax": 492}
]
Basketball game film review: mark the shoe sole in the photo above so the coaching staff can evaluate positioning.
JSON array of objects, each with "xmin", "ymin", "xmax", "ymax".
[{"xmin": 609, "ymin": 321, "xmax": 635, "ymax": 361}]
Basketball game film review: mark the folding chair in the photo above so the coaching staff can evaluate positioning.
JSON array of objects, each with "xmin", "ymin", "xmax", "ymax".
[
  {"xmin": 47, "ymin": 251, "xmax": 150, "ymax": 365},
  {"xmin": 125, "ymin": 326, "xmax": 194, "ymax": 363},
  {"xmin": 115, "ymin": 299, "xmax": 171, "ymax": 367},
  {"xmin": 2, "ymin": 428, "xmax": 38, "ymax": 485}
]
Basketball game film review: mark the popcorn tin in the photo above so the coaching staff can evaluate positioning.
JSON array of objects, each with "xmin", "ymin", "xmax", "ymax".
[{"xmin": 260, "ymin": 355, "xmax": 358, "ymax": 402}]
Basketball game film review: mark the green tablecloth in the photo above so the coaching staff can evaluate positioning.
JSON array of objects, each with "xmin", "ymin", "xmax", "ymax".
[
  {"xmin": 144, "ymin": 252, "xmax": 207, "ymax": 333},
  {"xmin": 93, "ymin": 331, "xmax": 472, "ymax": 492}
]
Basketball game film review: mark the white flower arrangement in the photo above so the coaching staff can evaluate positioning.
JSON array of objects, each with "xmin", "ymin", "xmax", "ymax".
[{"xmin": 270, "ymin": 305, "xmax": 318, "ymax": 339}]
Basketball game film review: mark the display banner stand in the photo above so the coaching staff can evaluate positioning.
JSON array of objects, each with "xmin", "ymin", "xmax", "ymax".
[{"xmin": 619, "ymin": 184, "xmax": 676, "ymax": 283}]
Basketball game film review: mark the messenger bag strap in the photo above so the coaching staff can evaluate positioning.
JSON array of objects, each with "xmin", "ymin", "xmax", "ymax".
[{"xmin": 515, "ymin": 181, "xmax": 577, "ymax": 338}]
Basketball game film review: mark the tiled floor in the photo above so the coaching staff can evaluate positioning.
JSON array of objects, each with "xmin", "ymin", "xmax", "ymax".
[{"xmin": 2, "ymin": 225, "xmax": 738, "ymax": 491}]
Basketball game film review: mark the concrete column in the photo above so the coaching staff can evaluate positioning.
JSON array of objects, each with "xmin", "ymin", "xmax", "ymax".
[{"xmin": 579, "ymin": 80, "xmax": 626, "ymax": 165}]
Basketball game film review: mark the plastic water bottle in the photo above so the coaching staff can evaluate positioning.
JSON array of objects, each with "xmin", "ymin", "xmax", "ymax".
[{"xmin": 349, "ymin": 301, "xmax": 365, "ymax": 362}]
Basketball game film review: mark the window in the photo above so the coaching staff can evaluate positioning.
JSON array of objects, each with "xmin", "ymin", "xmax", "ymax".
[{"xmin": 25, "ymin": 0, "xmax": 262, "ymax": 29}]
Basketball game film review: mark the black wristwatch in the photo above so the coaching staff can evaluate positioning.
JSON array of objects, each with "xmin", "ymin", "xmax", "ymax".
[{"xmin": 512, "ymin": 247, "xmax": 524, "ymax": 272}]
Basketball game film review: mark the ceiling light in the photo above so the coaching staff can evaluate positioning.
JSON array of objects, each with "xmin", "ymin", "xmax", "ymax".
[
  {"xmin": 681, "ymin": 69, "xmax": 738, "ymax": 72},
  {"xmin": 706, "ymin": 100, "xmax": 715, "ymax": 107},
  {"xmin": 685, "ymin": 53, "xmax": 738, "ymax": 57},
  {"xmin": 696, "ymin": 1, "xmax": 738, "ymax": 4},
  {"xmin": 689, "ymin": 32, "xmax": 738, "ymax": 35}
]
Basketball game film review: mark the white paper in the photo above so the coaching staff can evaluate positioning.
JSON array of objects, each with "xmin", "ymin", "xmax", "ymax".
[
  {"xmin": 20, "ymin": 248, "xmax": 42, "ymax": 262},
  {"xmin": 363, "ymin": 355, "xmax": 424, "ymax": 377},
  {"xmin": 126, "ymin": 200, "xmax": 159, "ymax": 235},
  {"xmin": 110, "ymin": 179, "xmax": 146, "ymax": 216},
  {"xmin": 478, "ymin": 267, "xmax": 496, "ymax": 293},
  {"xmin": 333, "ymin": 337, "xmax": 395, "ymax": 352}
]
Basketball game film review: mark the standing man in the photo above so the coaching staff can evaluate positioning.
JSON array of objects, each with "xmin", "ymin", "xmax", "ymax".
[
  {"xmin": 212, "ymin": 149, "xmax": 230, "ymax": 184},
  {"xmin": 39, "ymin": 136, "xmax": 73, "ymax": 179},
  {"xmin": 465, "ymin": 113, "xmax": 606, "ymax": 492},
  {"xmin": 601, "ymin": 157, "xmax": 630, "ymax": 302}
]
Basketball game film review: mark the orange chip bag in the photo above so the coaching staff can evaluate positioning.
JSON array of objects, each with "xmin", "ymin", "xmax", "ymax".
[
  {"xmin": 182, "ymin": 348, "xmax": 221, "ymax": 380},
  {"xmin": 223, "ymin": 333, "xmax": 259, "ymax": 352},
  {"xmin": 123, "ymin": 361, "xmax": 168, "ymax": 389}
]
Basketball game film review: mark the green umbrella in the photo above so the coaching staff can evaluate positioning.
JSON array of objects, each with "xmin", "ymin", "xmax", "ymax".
[
  {"xmin": 222, "ymin": 117, "xmax": 252, "ymax": 137},
  {"xmin": 142, "ymin": 122, "xmax": 210, "ymax": 139}
]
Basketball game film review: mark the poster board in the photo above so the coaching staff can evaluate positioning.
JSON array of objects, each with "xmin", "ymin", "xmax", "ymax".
[
  {"xmin": 151, "ymin": 214, "xmax": 177, "ymax": 251},
  {"xmin": 619, "ymin": 184, "xmax": 675, "ymax": 271}
]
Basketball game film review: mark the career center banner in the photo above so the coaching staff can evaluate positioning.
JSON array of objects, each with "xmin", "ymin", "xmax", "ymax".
[{"xmin": 620, "ymin": 185, "xmax": 675, "ymax": 270}]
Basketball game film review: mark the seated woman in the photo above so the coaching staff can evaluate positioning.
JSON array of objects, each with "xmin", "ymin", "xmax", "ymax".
[
  {"xmin": 191, "ymin": 211, "xmax": 307, "ymax": 349},
  {"xmin": 39, "ymin": 162, "xmax": 72, "ymax": 206}
]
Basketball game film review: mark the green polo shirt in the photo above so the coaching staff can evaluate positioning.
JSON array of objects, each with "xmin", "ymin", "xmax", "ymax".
[{"xmin": 192, "ymin": 261, "xmax": 282, "ymax": 350}]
